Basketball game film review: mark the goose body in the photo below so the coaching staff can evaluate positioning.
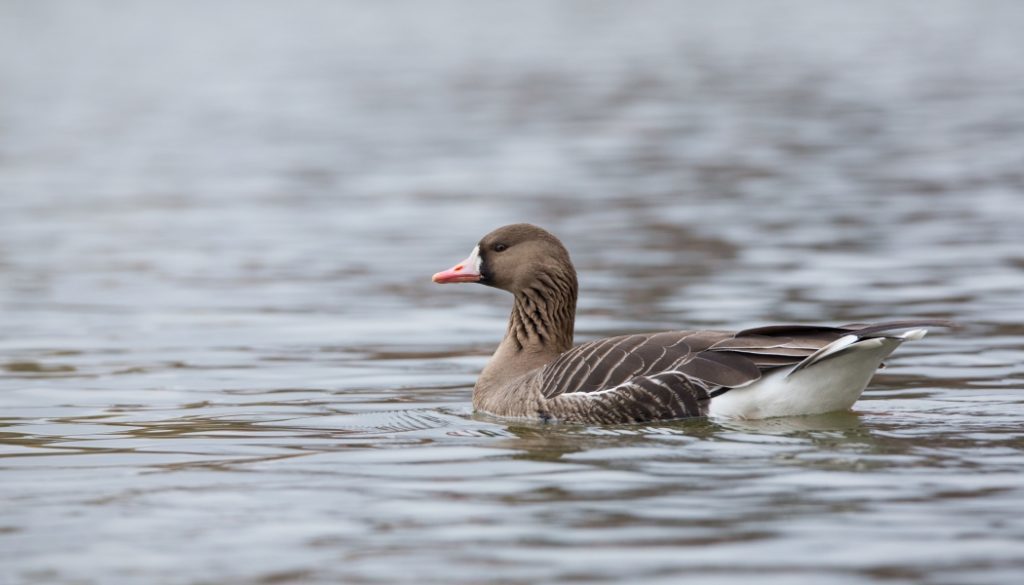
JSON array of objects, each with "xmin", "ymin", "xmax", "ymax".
[{"xmin": 433, "ymin": 224, "xmax": 950, "ymax": 424}]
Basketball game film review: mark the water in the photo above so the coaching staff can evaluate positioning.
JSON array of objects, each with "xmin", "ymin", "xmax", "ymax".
[{"xmin": 2, "ymin": 1, "xmax": 1024, "ymax": 583}]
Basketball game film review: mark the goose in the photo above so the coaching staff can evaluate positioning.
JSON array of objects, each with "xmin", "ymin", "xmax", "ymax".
[{"xmin": 432, "ymin": 223, "xmax": 951, "ymax": 423}]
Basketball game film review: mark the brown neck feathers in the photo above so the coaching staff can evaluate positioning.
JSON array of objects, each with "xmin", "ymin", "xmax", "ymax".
[{"xmin": 508, "ymin": 269, "xmax": 577, "ymax": 354}]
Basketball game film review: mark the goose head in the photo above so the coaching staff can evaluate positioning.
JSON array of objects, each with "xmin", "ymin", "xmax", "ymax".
[{"xmin": 432, "ymin": 223, "xmax": 576, "ymax": 295}]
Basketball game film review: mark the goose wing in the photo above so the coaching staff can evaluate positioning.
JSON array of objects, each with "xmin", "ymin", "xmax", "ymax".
[
  {"xmin": 538, "ymin": 329, "xmax": 832, "ymax": 399},
  {"xmin": 537, "ymin": 329, "xmax": 806, "ymax": 423},
  {"xmin": 537, "ymin": 320, "xmax": 950, "ymax": 423}
]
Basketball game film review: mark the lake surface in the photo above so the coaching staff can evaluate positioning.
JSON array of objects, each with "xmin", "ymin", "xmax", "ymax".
[{"xmin": 2, "ymin": 1, "xmax": 1024, "ymax": 584}]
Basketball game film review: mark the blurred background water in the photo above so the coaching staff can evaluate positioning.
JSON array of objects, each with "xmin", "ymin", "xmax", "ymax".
[{"xmin": 2, "ymin": 1, "xmax": 1024, "ymax": 584}]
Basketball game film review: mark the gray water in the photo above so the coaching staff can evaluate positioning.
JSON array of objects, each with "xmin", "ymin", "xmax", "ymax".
[{"xmin": 2, "ymin": 1, "xmax": 1024, "ymax": 584}]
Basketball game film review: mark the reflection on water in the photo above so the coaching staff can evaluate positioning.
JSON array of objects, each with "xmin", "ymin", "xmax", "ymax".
[{"xmin": 2, "ymin": 1, "xmax": 1024, "ymax": 584}]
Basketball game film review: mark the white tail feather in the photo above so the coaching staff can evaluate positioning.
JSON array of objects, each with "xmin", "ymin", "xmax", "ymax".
[
  {"xmin": 787, "ymin": 334, "xmax": 858, "ymax": 378},
  {"xmin": 900, "ymin": 328, "xmax": 927, "ymax": 341}
]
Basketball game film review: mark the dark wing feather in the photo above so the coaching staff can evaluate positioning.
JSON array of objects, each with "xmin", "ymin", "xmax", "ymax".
[
  {"xmin": 741, "ymin": 320, "xmax": 954, "ymax": 340},
  {"xmin": 847, "ymin": 319, "xmax": 955, "ymax": 337},
  {"xmin": 738, "ymin": 324, "xmax": 853, "ymax": 337},
  {"xmin": 683, "ymin": 351, "xmax": 762, "ymax": 387}
]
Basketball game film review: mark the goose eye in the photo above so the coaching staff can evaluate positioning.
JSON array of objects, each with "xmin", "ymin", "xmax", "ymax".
[{"xmin": 493, "ymin": 243, "xmax": 508, "ymax": 253}]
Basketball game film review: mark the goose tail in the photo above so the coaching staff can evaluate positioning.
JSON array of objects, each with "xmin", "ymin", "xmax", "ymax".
[{"xmin": 709, "ymin": 320, "xmax": 951, "ymax": 419}]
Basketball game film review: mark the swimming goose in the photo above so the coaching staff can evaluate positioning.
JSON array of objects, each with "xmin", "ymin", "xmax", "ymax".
[{"xmin": 432, "ymin": 223, "xmax": 951, "ymax": 423}]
